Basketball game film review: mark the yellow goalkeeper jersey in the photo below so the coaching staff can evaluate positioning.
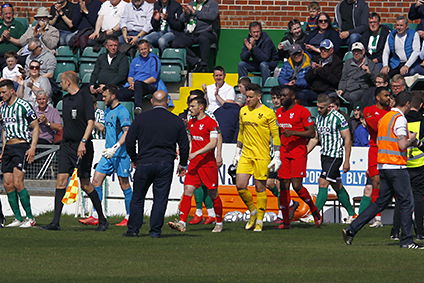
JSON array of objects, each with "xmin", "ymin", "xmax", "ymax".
[{"xmin": 238, "ymin": 104, "xmax": 280, "ymax": 160}]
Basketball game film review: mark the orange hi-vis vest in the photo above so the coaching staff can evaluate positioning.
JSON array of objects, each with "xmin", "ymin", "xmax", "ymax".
[{"xmin": 377, "ymin": 110, "xmax": 408, "ymax": 165}]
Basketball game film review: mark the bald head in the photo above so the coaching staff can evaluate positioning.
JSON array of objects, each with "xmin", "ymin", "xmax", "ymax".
[{"xmin": 151, "ymin": 90, "xmax": 168, "ymax": 107}]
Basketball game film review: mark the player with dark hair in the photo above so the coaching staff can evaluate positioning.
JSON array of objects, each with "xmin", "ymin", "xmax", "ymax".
[
  {"xmin": 276, "ymin": 86, "xmax": 321, "ymax": 229},
  {"xmin": 169, "ymin": 96, "xmax": 224, "ymax": 232},
  {"xmin": 232, "ymin": 83, "xmax": 281, "ymax": 232},
  {"xmin": 79, "ymin": 84, "xmax": 133, "ymax": 226},
  {"xmin": 0, "ymin": 79, "xmax": 39, "ymax": 227}
]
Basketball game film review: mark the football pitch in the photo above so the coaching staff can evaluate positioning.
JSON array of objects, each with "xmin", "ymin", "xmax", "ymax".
[{"xmin": 0, "ymin": 214, "xmax": 423, "ymax": 282}]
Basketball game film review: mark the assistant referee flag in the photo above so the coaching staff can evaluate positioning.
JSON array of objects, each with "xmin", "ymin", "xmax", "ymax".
[{"xmin": 62, "ymin": 168, "xmax": 79, "ymax": 205}]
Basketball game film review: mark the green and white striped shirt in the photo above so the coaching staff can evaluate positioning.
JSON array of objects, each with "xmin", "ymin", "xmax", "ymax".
[
  {"xmin": 0, "ymin": 97, "xmax": 37, "ymax": 142},
  {"xmin": 316, "ymin": 110, "xmax": 349, "ymax": 158}
]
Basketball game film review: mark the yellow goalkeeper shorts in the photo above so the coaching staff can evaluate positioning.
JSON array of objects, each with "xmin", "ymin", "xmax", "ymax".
[{"xmin": 236, "ymin": 156, "xmax": 270, "ymax": 181}]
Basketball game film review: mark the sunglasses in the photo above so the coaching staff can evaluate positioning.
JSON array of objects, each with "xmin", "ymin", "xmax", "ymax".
[
  {"xmin": 318, "ymin": 19, "xmax": 328, "ymax": 23},
  {"xmin": 29, "ymin": 65, "xmax": 40, "ymax": 70},
  {"xmin": 28, "ymin": 46, "xmax": 40, "ymax": 52}
]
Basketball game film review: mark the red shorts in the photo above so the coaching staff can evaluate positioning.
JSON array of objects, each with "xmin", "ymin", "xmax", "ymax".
[
  {"xmin": 368, "ymin": 146, "xmax": 379, "ymax": 177},
  {"xmin": 278, "ymin": 154, "xmax": 307, "ymax": 179},
  {"xmin": 184, "ymin": 166, "xmax": 218, "ymax": 190}
]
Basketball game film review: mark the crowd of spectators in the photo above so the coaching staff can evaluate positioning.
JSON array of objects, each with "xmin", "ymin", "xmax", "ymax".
[{"xmin": 0, "ymin": 0, "xmax": 423, "ymax": 149}]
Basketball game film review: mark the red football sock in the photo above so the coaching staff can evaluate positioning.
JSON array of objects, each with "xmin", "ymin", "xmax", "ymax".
[
  {"xmin": 279, "ymin": 189, "xmax": 290, "ymax": 224},
  {"xmin": 212, "ymin": 196, "xmax": 223, "ymax": 223},
  {"xmin": 298, "ymin": 186, "xmax": 318, "ymax": 214},
  {"xmin": 371, "ymin": 187, "xmax": 381, "ymax": 217},
  {"xmin": 179, "ymin": 195, "xmax": 192, "ymax": 223}
]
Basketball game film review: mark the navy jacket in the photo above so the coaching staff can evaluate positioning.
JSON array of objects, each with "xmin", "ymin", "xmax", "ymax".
[
  {"xmin": 151, "ymin": 0, "xmax": 184, "ymax": 32},
  {"xmin": 305, "ymin": 28, "xmax": 342, "ymax": 53},
  {"xmin": 409, "ymin": 4, "xmax": 424, "ymax": 31},
  {"xmin": 240, "ymin": 31, "xmax": 279, "ymax": 64},
  {"xmin": 72, "ymin": 0, "xmax": 101, "ymax": 30},
  {"xmin": 335, "ymin": 0, "xmax": 369, "ymax": 35},
  {"xmin": 125, "ymin": 106, "xmax": 189, "ymax": 166},
  {"xmin": 213, "ymin": 103, "xmax": 240, "ymax": 143}
]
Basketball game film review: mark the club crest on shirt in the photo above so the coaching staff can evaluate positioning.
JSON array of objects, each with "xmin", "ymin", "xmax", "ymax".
[
  {"xmin": 289, "ymin": 113, "xmax": 294, "ymax": 119},
  {"xmin": 258, "ymin": 113, "xmax": 263, "ymax": 119},
  {"xmin": 199, "ymin": 124, "xmax": 204, "ymax": 130}
]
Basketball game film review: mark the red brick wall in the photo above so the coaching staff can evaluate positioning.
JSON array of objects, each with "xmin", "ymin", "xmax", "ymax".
[{"xmin": 6, "ymin": 0, "xmax": 419, "ymax": 29}]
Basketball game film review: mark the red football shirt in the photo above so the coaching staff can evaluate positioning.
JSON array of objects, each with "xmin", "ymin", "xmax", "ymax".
[
  {"xmin": 363, "ymin": 105, "xmax": 389, "ymax": 147},
  {"xmin": 276, "ymin": 104, "xmax": 314, "ymax": 154},
  {"xmin": 188, "ymin": 115, "xmax": 219, "ymax": 168}
]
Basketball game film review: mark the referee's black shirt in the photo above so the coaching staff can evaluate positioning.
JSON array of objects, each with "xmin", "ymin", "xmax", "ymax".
[
  {"xmin": 125, "ymin": 106, "xmax": 189, "ymax": 167},
  {"xmin": 62, "ymin": 87, "xmax": 95, "ymax": 143}
]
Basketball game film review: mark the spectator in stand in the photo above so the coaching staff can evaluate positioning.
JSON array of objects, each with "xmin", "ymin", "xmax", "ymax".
[
  {"xmin": 16, "ymin": 60, "xmax": 52, "ymax": 108},
  {"xmin": 337, "ymin": 42, "xmax": 378, "ymax": 107},
  {"xmin": 352, "ymin": 111, "xmax": 369, "ymax": 147},
  {"xmin": 329, "ymin": 96, "xmax": 350, "ymax": 122},
  {"xmin": 335, "ymin": 0, "xmax": 369, "ymax": 47},
  {"xmin": 49, "ymin": 0, "xmax": 77, "ymax": 46},
  {"xmin": 89, "ymin": 35, "xmax": 129, "ymax": 96},
  {"xmin": 382, "ymin": 16, "xmax": 423, "ymax": 77},
  {"xmin": 202, "ymin": 66, "xmax": 236, "ymax": 113},
  {"xmin": 278, "ymin": 44, "xmax": 315, "ymax": 106},
  {"xmin": 305, "ymin": 1, "xmax": 320, "ymax": 32},
  {"xmin": 304, "ymin": 12, "xmax": 341, "ymax": 58},
  {"xmin": 237, "ymin": 76, "xmax": 250, "ymax": 97},
  {"xmin": 144, "ymin": 0, "xmax": 183, "ymax": 53},
  {"xmin": 408, "ymin": 0, "xmax": 424, "ymax": 39},
  {"xmin": 374, "ymin": 72, "xmax": 389, "ymax": 88},
  {"xmin": 88, "ymin": 0, "xmax": 127, "ymax": 51},
  {"xmin": 361, "ymin": 12, "xmax": 390, "ymax": 71},
  {"xmin": 271, "ymin": 86, "xmax": 282, "ymax": 110},
  {"xmin": 35, "ymin": 90, "xmax": 62, "ymax": 144},
  {"xmin": 277, "ymin": 19, "xmax": 307, "ymax": 61},
  {"xmin": 350, "ymin": 104, "xmax": 362, "ymax": 133},
  {"xmin": 0, "ymin": 3, "xmax": 26, "ymax": 67},
  {"xmin": 238, "ymin": 21, "xmax": 279, "ymax": 84},
  {"xmin": 2, "ymin": 52, "xmax": 23, "ymax": 85},
  {"xmin": 306, "ymin": 39, "xmax": 343, "ymax": 96},
  {"xmin": 24, "ymin": 38, "xmax": 56, "ymax": 79},
  {"xmin": 19, "ymin": 8, "xmax": 60, "ymax": 55},
  {"xmin": 69, "ymin": 0, "xmax": 102, "ymax": 52},
  {"xmin": 92, "ymin": 95, "xmax": 105, "ymax": 139},
  {"xmin": 119, "ymin": 40, "xmax": 160, "ymax": 113},
  {"xmin": 119, "ymin": 0, "xmax": 154, "ymax": 56},
  {"xmin": 391, "ymin": 74, "xmax": 406, "ymax": 96},
  {"xmin": 171, "ymin": 0, "xmax": 219, "ymax": 72},
  {"xmin": 214, "ymin": 93, "xmax": 245, "ymax": 143}
]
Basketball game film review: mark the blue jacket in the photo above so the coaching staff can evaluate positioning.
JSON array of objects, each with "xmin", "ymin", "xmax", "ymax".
[
  {"xmin": 387, "ymin": 29, "xmax": 415, "ymax": 69},
  {"xmin": 278, "ymin": 53, "xmax": 311, "ymax": 88},
  {"xmin": 213, "ymin": 103, "xmax": 240, "ymax": 143},
  {"xmin": 353, "ymin": 124, "xmax": 369, "ymax": 147},
  {"xmin": 128, "ymin": 52, "xmax": 161, "ymax": 87}
]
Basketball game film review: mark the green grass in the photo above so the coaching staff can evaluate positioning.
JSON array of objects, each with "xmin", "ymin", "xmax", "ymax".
[{"xmin": 1, "ymin": 214, "xmax": 423, "ymax": 282}]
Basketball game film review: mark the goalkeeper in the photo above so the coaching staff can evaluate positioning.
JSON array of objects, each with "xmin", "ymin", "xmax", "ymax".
[
  {"xmin": 79, "ymin": 85, "xmax": 133, "ymax": 226},
  {"xmin": 232, "ymin": 84, "xmax": 281, "ymax": 232}
]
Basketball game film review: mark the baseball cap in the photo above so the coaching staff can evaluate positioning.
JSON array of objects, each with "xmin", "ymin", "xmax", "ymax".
[
  {"xmin": 351, "ymin": 42, "xmax": 365, "ymax": 51},
  {"xmin": 289, "ymin": 44, "xmax": 303, "ymax": 56},
  {"xmin": 319, "ymin": 39, "xmax": 334, "ymax": 49}
]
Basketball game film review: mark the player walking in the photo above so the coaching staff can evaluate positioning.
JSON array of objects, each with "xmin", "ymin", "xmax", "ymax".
[
  {"xmin": 232, "ymin": 84, "xmax": 281, "ymax": 232},
  {"xmin": 168, "ymin": 96, "xmax": 224, "ymax": 232},
  {"xmin": 276, "ymin": 86, "xmax": 321, "ymax": 229},
  {"xmin": 358, "ymin": 87, "xmax": 391, "ymax": 227},
  {"xmin": 0, "ymin": 79, "xmax": 39, "ymax": 228},
  {"xmin": 308, "ymin": 94, "xmax": 356, "ymax": 223},
  {"xmin": 79, "ymin": 85, "xmax": 133, "ymax": 226}
]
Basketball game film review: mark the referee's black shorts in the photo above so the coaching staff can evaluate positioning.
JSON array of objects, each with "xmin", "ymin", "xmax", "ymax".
[
  {"xmin": 320, "ymin": 155, "xmax": 343, "ymax": 182},
  {"xmin": 58, "ymin": 140, "xmax": 93, "ymax": 179},
  {"xmin": 1, "ymin": 143, "xmax": 29, "ymax": 173}
]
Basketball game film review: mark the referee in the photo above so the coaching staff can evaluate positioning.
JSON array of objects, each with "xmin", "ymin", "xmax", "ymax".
[
  {"xmin": 124, "ymin": 90, "xmax": 189, "ymax": 238},
  {"xmin": 42, "ymin": 71, "xmax": 108, "ymax": 231}
]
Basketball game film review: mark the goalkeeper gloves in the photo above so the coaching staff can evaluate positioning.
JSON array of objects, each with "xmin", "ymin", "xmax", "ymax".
[
  {"xmin": 102, "ymin": 143, "xmax": 120, "ymax": 159},
  {"xmin": 267, "ymin": 151, "xmax": 281, "ymax": 173},
  {"xmin": 232, "ymin": 147, "xmax": 242, "ymax": 167}
]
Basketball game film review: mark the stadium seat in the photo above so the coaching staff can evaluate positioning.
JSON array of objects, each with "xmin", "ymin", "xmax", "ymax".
[
  {"xmin": 79, "ymin": 47, "xmax": 106, "ymax": 63},
  {"xmin": 56, "ymin": 100, "xmax": 63, "ymax": 113},
  {"xmin": 121, "ymin": 101, "xmax": 135, "ymax": 119},
  {"xmin": 81, "ymin": 72, "xmax": 91, "ymax": 84},
  {"xmin": 161, "ymin": 48, "xmax": 187, "ymax": 67},
  {"xmin": 262, "ymin": 77, "xmax": 279, "ymax": 94},
  {"xmin": 56, "ymin": 46, "xmax": 79, "ymax": 65},
  {"xmin": 79, "ymin": 62, "xmax": 95, "ymax": 81},
  {"xmin": 343, "ymin": 51, "xmax": 353, "ymax": 62},
  {"xmin": 96, "ymin": 101, "xmax": 105, "ymax": 110},
  {"xmin": 54, "ymin": 62, "xmax": 76, "ymax": 82},
  {"xmin": 160, "ymin": 63, "xmax": 183, "ymax": 83},
  {"xmin": 261, "ymin": 93, "xmax": 273, "ymax": 109},
  {"xmin": 306, "ymin": 106, "xmax": 318, "ymax": 119},
  {"xmin": 249, "ymin": 76, "xmax": 262, "ymax": 87}
]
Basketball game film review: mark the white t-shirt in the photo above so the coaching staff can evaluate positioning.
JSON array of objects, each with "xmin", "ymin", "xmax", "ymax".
[
  {"xmin": 2, "ymin": 64, "xmax": 22, "ymax": 81},
  {"xmin": 206, "ymin": 82, "xmax": 236, "ymax": 113},
  {"xmin": 98, "ymin": 0, "xmax": 128, "ymax": 32},
  {"xmin": 378, "ymin": 108, "xmax": 407, "ymax": 169}
]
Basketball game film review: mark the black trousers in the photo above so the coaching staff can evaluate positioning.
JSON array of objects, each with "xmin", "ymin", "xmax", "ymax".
[
  {"xmin": 127, "ymin": 161, "xmax": 174, "ymax": 237},
  {"xmin": 172, "ymin": 31, "xmax": 217, "ymax": 67},
  {"xmin": 349, "ymin": 168, "xmax": 414, "ymax": 246},
  {"xmin": 118, "ymin": 81, "xmax": 156, "ymax": 108}
]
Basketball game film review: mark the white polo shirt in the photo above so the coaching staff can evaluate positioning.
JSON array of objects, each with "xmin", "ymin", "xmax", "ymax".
[
  {"xmin": 99, "ymin": 0, "xmax": 128, "ymax": 32},
  {"xmin": 206, "ymin": 82, "xmax": 236, "ymax": 113}
]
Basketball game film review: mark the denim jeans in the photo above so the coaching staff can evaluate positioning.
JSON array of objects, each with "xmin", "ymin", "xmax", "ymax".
[{"xmin": 144, "ymin": 31, "xmax": 175, "ymax": 52}]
